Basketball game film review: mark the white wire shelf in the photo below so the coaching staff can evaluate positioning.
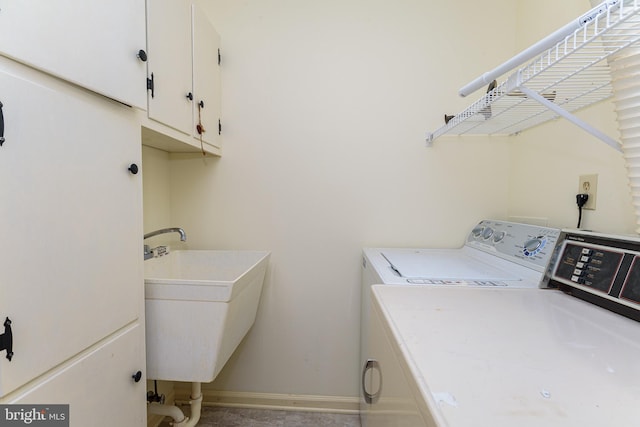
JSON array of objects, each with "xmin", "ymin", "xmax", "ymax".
[{"xmin": 426, "ymin": 0, "xmax": 640, "ymax": 146}]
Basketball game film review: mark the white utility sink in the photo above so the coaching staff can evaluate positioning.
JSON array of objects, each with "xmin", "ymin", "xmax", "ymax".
[
  {"xmin": 144, "ymin": 250, "xmax": 270, "ymax": 382},
  {"xmin": 145, "ymin": 250, "xmax": 270, "ymax": 302}
]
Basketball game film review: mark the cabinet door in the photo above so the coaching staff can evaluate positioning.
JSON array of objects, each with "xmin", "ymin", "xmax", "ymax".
[
  {"xmin": 8, "ymin": 324, "xmax": 146, "ymax": 427},
  {"xmin": 192, "ymin": 4, "xmax": 222, "ymax": 149},
  {"xmin": 0, "ymin": 0, "xmax": 147, "ymax": 109},
  {"xmin": 367, "ymin": 302, "xmax": 429, "ymax": 427},
  {"xmin": 0, "ymin": 58, "xmax": 143, "ymax": 397},
  {"xmin": 146, "ymin": 0, "xmax": 193, "ymax": 135}
]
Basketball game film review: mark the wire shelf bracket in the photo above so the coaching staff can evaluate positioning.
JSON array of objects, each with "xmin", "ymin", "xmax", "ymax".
[{"xmin": 518, "ymin": 85, "xmax": 621, "ymax": 151}]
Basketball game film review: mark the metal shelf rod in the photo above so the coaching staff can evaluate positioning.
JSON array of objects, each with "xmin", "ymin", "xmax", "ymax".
[{"xmin": 458, "ymin": 0, "xmax": 623, "ymax": 97}]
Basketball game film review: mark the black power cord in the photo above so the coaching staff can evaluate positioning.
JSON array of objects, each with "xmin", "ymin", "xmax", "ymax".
[{"xmin": 576, "ymin": 193, "xmax": 589, "ymax": 228}]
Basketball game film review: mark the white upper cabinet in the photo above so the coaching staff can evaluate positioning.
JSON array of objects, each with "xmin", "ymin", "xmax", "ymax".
[
  {"xmin": 0, "ymin": 0, "xmax": 147, "ymax": 109},
  {"xmin": 143, "ymin": 1, "xmax": 222, "ymax": 155},
  {"xmin": 192, "ymin": 3, "xmax": 222, "ymax": 150},
  {"xmin": 146, "ymin": 0, "xmax": 193, "ymax": 135}
]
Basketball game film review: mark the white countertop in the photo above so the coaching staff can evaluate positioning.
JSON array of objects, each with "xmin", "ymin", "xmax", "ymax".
[{"xmin": 372, "ymin": 285, "xmax": 640, "ymax": 427}]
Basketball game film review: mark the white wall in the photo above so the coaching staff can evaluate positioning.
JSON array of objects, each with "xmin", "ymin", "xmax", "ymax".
[
  {"xmin": 142, "ymin": 145, "xmax": 171, "ymax": 234},
  {"xmin": 141, "ymin": 0, "xmax": 640, "ymax": 404},
  {"xmin": 147, "ymin": 0, "xmax": 520, "ymax": 400},
  {"xmin": 508, "ymin": 0, "xmax": 637, "ymax": 233}
]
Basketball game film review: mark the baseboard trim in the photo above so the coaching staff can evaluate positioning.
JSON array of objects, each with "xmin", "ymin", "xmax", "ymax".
[{"xmin": 173, "ymin": 387, "xmax": 360, "ymax": 414}]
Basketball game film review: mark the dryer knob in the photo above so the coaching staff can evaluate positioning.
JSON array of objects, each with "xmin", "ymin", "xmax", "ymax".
[{"xmin": 472, "ymin": 226, "xmax": 484, "ymax": 238}]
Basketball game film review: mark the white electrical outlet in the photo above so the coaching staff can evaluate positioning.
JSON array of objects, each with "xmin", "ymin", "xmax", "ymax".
[{"xmin": 578, "ymin": 174, "xmax": 598, "ymax": 210}]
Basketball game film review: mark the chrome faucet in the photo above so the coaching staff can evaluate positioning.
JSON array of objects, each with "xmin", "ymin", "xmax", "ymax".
[
  {"xmin": 144, "ymin": 227, "xmax": 187, "ymax": 242},
  {"xmin": 143, "ymin": 228, "xmax": 187, "ymax": 260}
]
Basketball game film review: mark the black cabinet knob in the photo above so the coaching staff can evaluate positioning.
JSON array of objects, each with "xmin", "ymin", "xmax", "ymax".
[
  {"xmin": 198, "ymin": 100, "xmax": 204, "ymax": 109},
  {"xmin": 186, "ymin": 92, "xmax": 193, "ymax": 101},
  {"xmin": 137, "ymin": 50, "xmax": 148, "ymax": 62},
  {"xmin": 132, "ymin": 370, "xmax": 142, "ymax": 383},
  {"xmin": 128, "ymin": 164, "xmax": 139, "ymax": 175}
]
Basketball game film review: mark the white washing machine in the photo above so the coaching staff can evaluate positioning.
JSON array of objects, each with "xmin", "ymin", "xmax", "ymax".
[{"xmin": 359, "ymin": 219, "xmax": 561, "ymax": 425}]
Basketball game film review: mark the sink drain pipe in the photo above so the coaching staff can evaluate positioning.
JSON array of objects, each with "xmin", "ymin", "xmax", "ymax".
[{"xmin": 149, "ymin": 382, "xmax": 202, "ymax": 427}]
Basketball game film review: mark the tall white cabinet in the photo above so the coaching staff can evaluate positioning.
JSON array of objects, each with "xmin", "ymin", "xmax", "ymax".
[
  {"xmin": 0, "ymin": 42, "xmax": 146, "ymax": 427},
  {"xmin": 0, "ymin": 1, "xmax": 223, "ymax": 424}
]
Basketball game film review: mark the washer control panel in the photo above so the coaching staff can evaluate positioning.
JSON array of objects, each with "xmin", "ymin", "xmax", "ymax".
[
  {"xmin": 549, "ymin": 230, "xmax": 640, "ymax": 322},
  {"xmin": 466, "ymin": 219, "xmax": 561, "ymax": 271}
]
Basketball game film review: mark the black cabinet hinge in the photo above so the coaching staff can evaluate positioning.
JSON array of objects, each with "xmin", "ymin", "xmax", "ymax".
[
  {"xmin": 218, "ymin": 119, "xmax": 222, "ymax": 135},
  {"xmin": 0, "ymin": 101, "xmax": 5, "ymax": 147},
  {"xmin": 147, "ymin": 73, "xmax": 155, "ymax": 98},
  {"xmin": 218, "ymin": 49, "xmax": 221, "ymax": 66},
  {"xmin": 0, "ymin": 317, "xmax": 14, "ymax": 361}
]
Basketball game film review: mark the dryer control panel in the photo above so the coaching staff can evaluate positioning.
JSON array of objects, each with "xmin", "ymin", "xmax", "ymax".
[
  {"xmin": 548, "ymin": 229, "xmax": 640, "ymax": 322},
  {"xmin": 465, "ymin": 220, "xmax": 561, "ymax": 271}
]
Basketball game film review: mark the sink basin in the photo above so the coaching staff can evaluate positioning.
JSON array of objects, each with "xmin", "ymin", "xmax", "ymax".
[
  {"xmin": 144, "ymin": 250, "xmax": 270, "ymax": 382},
  {"xmin": 145, "ymin": 250, "xmax": 270, "ymax": 302}
]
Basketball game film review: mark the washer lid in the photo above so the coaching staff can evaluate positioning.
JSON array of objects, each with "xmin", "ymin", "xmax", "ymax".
[{"xmin": 381, "ymin": 250, "xmax": 519, "ymax": 281}]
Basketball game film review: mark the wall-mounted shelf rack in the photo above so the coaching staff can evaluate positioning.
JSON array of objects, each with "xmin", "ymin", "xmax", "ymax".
[{"xmin": 426, "ymin": 0, "xmax": 640, "ymax": 150}]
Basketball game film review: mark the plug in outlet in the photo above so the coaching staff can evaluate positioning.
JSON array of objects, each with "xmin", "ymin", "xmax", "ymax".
[{"xmin": 578, "ymin": 174, "xmax": 598, "ymax": 210}]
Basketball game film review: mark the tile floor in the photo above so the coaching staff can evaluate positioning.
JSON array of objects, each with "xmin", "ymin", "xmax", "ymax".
[{"xmin": 158, "ymin": 406, "xmax": 361, "ymax": 427}]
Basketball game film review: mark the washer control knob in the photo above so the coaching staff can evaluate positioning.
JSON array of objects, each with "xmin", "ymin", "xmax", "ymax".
[
  {"xmin": 482, "ymin": 227, "xmax": 494, "ymax": 240},
  {"xmin": 472, "ymin": 226, "xmax": 484, "ymax": 238},
  {"xmin": 523, "ymin": 236, "xmax": 546, "ymax": 256},
  {"xmin": 493, "ymin": 231, "xmax": 506, "ymax": 243}
]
